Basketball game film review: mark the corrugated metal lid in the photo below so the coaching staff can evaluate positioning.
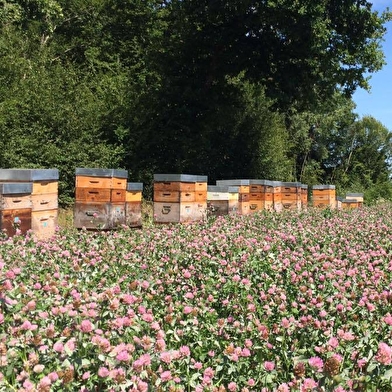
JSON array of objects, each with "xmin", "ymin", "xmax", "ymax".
[
  {"xmin": 0, "ymin": 182, "xmax": 33, "ymax": 194},
  {"xmin": 127, "ymin": 182, "xmax": 143, "ymax": 191},
  {"xmin": 208, "ymin": 185, "xmax": 239, "ymax": 193},
  {"xmin": 249, "ymin": 179, "xmax": 275, "ymax": 186},
  {"xmin": 346, "ymin": 193, "xmax": 364, "ymax": 197},
  {"xmin": 0, "ymin": 169, "xmax": 59, "ymax": 181},
  {"xmin": 75, "ymin": 168, "xmax": 128, "ymax": 178},
  {"xmin": 281, "ymin": 181, "xmax": 302, "ymax": 187},
  {"xmin": 312, "ymin": 184, "xmax": 336, "ymax": 190},
  {"xmin": 216, "ymin": 179, "xmax": 251, "ymax": 186},
  {"xmin": 154, "ymin": 174, "xmax": 208, "ymax": 183}
]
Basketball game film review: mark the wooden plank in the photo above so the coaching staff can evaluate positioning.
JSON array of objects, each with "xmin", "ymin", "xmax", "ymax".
[
  {"xmin": 31, "ymin": 193, "xmax": 58, "ymax": 211},
  {"xmin": 31, "ymin": 209, "xmax": 58, "ymax": 240},
  {"xmin": 0, "ymin": 194, "xmax": 32, "ymax": 210},
  {"xmin": 32, "ymin": 181, "xmax": 58, "ymax": 195}
]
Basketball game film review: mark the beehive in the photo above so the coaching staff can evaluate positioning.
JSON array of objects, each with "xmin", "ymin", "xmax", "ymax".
[
  {"xmin": 216, "ymin": 180, "xmax": 250, "ymax": 215},
  {"xmin": 280, "ymin": 182, "xmax": 302, "ymax": 211},
  {"xmin": 153, "ymin": 174, "xmax": 208, "ymax": 224},
  {"xmin": 249, "ymin": 179, "xmax": 275, "ymax": 213},
  {"xmin": 0, "ymin": 169, "xmax": 59, "ymax": 240},
  {"xmin": 301, "ymin": 184, "xmax": 308, "ymax": 210},
  {"xmin": 312, "ymin": 185, "xmax": 336, "ymax": 209},
  {"xmin": 341, "ymin": 198, "xmax": 359, "ymax": 210},
  {"xmin": 207, "ymin": 185, "xmax": 239, "ymax": 216},
  {"xmin": 345, "ymin": 193, "xmax": 364, "ymax": 208},
  {"xmin": 0, "ymin": 183, "xmax": 33, "ymax": 237},
  {"xmin": 74, "ymin": 168, "xmax": 128, "ymax": 230},
  {"xmin": 126, "ymin": 182, "xmax": 143, "ymax": 227},
  {"xmin": 272, "ymin": 181, "xmax": 283, "ymax": 212}
]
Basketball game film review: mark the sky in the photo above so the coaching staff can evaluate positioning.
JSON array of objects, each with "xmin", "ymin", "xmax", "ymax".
[{"xmin": 352, "ymin": 1, "xmax": 392, "ymax": 130}]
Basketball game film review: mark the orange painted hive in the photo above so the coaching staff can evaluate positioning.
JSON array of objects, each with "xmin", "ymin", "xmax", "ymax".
[
  {"xmin": 312, "ymin": 185, "xmax": 336, "ymax": 209},
  {"xmin": 153, "ymin": 174, "xmax": 208, "ymax": 224},
  {"xmin": 74, "ymin": 168, "xmax": 128, "ymax": 230}
]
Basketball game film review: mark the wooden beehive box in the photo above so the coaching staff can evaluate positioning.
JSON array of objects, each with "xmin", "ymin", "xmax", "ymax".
[
  {"xmin": 271, "ymin": 181, "xmax": 283, "ymax": 212},
  {"xmin": 216, "ymin": 180, "xmax": 250, "ymax": 215},
  {"xmin": 0, "ymin": 169, "xmax": 59, "ymax": 240},
  {"xmin": 207, "ymin": 185, "xmax": 239, "ymax": 216},
  {"xmin": 153, "ymin": 174, "xmax": 208, "ymax": 224},
  {"xmin": 126, "ymin": 182, "xmax": 143, "ymax": 228},
  {"xmin": 75, "ymin": 168, "xmax": 128, "ymax": 190},
  {"xmin": 0, "ymin": 183, "xmax": 33, "ymax": 237},
  {"xmin": 0, "ymin": 183, "xmax": 32, "ymax": 211},
  {"xmin": 280, "ymin": 182, "xmax": 301, "ymax": 211},
  {"xmin": 249, "ymin": 179, "xmax": 275, "ymax": 213},
  {"xmin": 341, "ymin": 199, "xmax": 359, "ymax": 210},
  {"xmin": 74, "ymin": 168, "xmax": 128, "ymax": 229},
  {"xmin": 312, "ymin": 185, "xmax": 336, "ymax": 209},
  {"xmin": 301, "ymin": 184, "xmax": 308, "ymax": 209},
  {"xmin": 345, "ymin": 193, "xmax": 364, "ymax": 207}
]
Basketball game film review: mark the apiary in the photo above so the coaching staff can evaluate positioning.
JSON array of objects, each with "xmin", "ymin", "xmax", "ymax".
[
  {"xmin": 74, "ymin": 168, "xmax": 128, "ymax": 230},
  {"xmin": 153, "ymin": 174, "xmax": 208, "ymax": 224}
]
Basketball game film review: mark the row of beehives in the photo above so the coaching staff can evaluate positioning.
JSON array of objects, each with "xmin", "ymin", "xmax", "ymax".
[
  {"xmin": 207, "ymin": 181, "xmax": 363, "ymax": 218},
  {"xmin": 0, "ymin": 168, "xmax": 365, "ymax": 237},
  {"xmin": 0, "ymin": 169, "xmax": 59, "ymax": 240}
]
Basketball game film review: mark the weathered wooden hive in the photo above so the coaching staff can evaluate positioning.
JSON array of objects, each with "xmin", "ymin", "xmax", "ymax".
[
  {"xmin": 312, "ymin": 185, "xmax": 336, "ymax": 209},
  {"xmin": 126, "ymin": 182, "xmax": 143, "ymax": 228},
  {"xmin": 153, "ymin": 174, "xmax": 208, "ymax": 224},
  {"xmin": 207, "ymin": 185, "xmax": 239, "ymax": 217},
  {"xmin": 0, "ymin": 183, "xmax": 33, "ymax": 237},
  {"xmin": 0, "ymin": 169, "xmax": 59, "ymax": 240},
  {"xmin": 216, "ymin": 179, "xmax": 250, "ymax": 215},
  {"xmin": 74, "ymin": 168, "xmax": 128, "ymax": 230}
]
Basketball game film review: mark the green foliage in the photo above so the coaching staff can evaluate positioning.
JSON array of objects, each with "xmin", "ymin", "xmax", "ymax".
[{"xmin": 0, "ymin": 0, "xmax": 391, "ymax": 203}]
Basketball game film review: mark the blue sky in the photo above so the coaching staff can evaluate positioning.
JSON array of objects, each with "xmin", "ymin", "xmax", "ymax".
[{"xmin": 352, "ymin": 1, "xmax": 392, "ymax": 130}]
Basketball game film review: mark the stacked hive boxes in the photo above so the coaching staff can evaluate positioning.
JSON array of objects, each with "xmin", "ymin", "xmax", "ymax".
[
  {"xmin": 272, "ymin": 181, "xmax": 283, "ymax": 212},
  {"xmin": 216, "ymin": 180, "xmax": 250, "ymax": 215},
  {"xmin": 153, "ymin": 174, "xmax": 208, "ymax": 224},
  {"xmin": 312, "ymin": 185, "xmax": 336, "ymax": 209},
  {"xmin": 281, "ymin": 182, "xmax": 302, "ymax": 211},
  {"xmin": 0, "ymin": 169, "xmax": 59, "ymax": 239},
  {"xmin": 126, "ymin": 182, "xmax": 143, "ymax": 227},
  {"xmin": 74, "ymin": 168, "xmax": 128, "ymax": 230},
  {"xmin": 301, "ymin": 184, "xmax": 308, "ymax": 210},
  {"xmin": 0, "ymin": 183, "xmax": 33, "ymax": 237},
  {"xmin": 207, "ymin": 185, "xmax": 239, "ymax": 217},
  {"xmin": 345, "ymin": 193, "xmax": 364, "ymax": 208},
  {"xmin": 248, "ymin": 180, "xmax": 275, "ymax": 212}
]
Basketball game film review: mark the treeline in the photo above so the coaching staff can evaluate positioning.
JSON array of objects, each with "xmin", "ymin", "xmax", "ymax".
[{"xmin": 1, "ymin": 0, "xmax": 392, "ymax": 206}]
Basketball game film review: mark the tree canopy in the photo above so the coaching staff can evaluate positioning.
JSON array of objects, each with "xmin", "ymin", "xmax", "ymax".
[{"xmin": 0, "ymin": 0, "xmax": 391, "ymax": 204}]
